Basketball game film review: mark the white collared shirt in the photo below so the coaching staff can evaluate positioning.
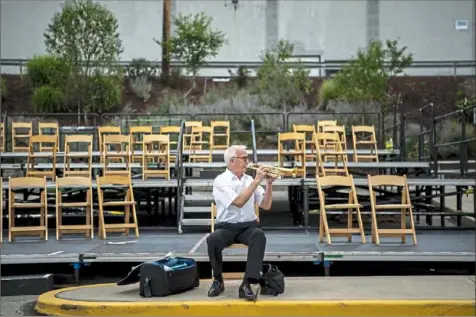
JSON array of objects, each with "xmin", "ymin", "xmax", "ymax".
[{"xmin": 212, "ymin": 169, "xmax": 265, "ymax": 223}]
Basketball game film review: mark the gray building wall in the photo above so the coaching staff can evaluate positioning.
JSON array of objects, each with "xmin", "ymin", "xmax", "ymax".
[{"xmin": 1, "ymin": 0, "xmax": 474, "ymax": 76}]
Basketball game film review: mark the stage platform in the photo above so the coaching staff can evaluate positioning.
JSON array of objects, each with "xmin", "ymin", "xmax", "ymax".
[
  {"xmin": 34, "ymin": 276, "xmax": 476, "ymax": 316},
  {"xmin": 1, "ymin": 229, "xmax": 474, "ymax": 265}
]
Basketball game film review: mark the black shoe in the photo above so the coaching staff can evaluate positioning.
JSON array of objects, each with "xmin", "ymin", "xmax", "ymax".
[
  {"xmin": 208, "ymin": 279, "xmax": 224, "ymax": 297},
  {"xmin": 239, "ymin": 283, "xmax": 256, "ymax": 301}
]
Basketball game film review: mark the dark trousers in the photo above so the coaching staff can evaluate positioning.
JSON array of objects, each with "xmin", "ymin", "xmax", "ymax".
[{"xmin": 206, "ymin": 221, "xmax": 266, "ymax": 283}]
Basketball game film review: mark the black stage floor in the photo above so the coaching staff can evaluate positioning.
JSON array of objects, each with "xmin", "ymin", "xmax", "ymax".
[{"xmin": 1, "ymin": 229, "xmax": 474, "ymax": 264}]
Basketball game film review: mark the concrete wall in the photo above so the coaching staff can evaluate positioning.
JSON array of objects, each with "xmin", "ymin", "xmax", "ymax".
[
  {"xmin": 1, "ymin": 0, "xmax": 474, "ymax": 76},
  {"xmin": 379, "ymin": 0, "xmax": 475, "ymax": 75}
]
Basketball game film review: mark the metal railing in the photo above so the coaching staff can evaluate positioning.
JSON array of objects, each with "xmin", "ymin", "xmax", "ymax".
[
  {"xmin": 398, "ymin": 103, "xmax": 435, "ymax": 162},
  {"xmin": 2, "ymin": 58, "xmax": 475, "ymax": 75},
  {"xmin": 432, "ymin": 104, "xmax": 476, "ymax": 177},
  {"xmin": 175, "ymin": 120, "xmax": 186, "ymax": 234}
]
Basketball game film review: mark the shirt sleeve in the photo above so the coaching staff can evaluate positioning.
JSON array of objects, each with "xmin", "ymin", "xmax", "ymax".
[
  {"xmin": 213, "ymin": 179, "xmax": 238, "ymax": 209},
  {"xmin": 254, "ymin": 185, "xmax": 265, "ymax": 207}
]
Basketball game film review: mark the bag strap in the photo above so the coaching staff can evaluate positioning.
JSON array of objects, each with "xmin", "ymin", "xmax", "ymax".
[{"xmin": 143, "ymin": 276, "xmax": 152, "ymax": 298}]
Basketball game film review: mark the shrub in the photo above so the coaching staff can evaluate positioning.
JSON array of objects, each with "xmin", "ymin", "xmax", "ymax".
[
  {"xmin": 255, "ymin": 39, "xmax": 312, "ymax": 109},
  {"xmin": 44, "ymin": 0, "xmax": 123, "ymax": 113},
  {"xmin": 130, "ymin": 75, "xmax": 152, "ymax": 102},
  {"xmin": 323, "ymin": 39, "xmax": 413, "ymax": 117},
  {"xmin": 126, "ymin": 58, "xmax": 159, "ymax": 78},
  {"xmin": 319, "ymin": 79, "xmax": 339, "ymax": 106},
  {"xmin": 25, "ymin": 55, "xmax": 70, "ymax": 89},
  {"xmin": 32, "ymin": 85, "xmax": 65, "ymax": 112},
  {"xmin": 85, "ymin": 74, "xmax": 122, "ymax": 113},
  {"xmin": 0, "ymin": 77, "xmax": 6, "ymax": 100},
  {"xmin": 435, "ymin": 120, "xmax": 476, "ymax": 159},
  {"xmin": 228, "ymin": 66, "xmax": 251, "ymax": 88}
]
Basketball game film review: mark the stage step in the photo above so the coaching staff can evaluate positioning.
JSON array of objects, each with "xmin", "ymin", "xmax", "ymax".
[
  {"xmin": 1, "ymin": 274, "xmax": 54, "ymax": 296},
  {"xmin": 183, "ymin": 206, "xmax": 211, "ymax": 214},
  {"xmin": 181, "ymin": 218, "xmax": 211, "ymax": 226},
  {"xmin": 184, "ymin": 193, "xmax": 214, "ymax": 206},
  {"xmin": 181, "ymin": 192, "xmax": 214, "ymax": 230}
]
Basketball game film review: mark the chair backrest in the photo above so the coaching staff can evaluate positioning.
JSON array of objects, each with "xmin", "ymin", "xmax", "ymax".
[
  {"xmin": 56, "ymin": 176, "xmax": 92, "ymax": 188},
  {"xmin": 97, "ymin": 174, "xmax": 132, "ymax": 187},
  {"xmin": 9, "ymin": 176, "xmax": 46, "ymax": 189},
  {"xmin": 367, "ymin": 174, "xmax": 407, "ymax": 188},
  {"xmin": 317, "ymin": 120, "xmax": 337, "ymax": 132},
  {"xmin": 160, "ymin": 126, "xmax": 181, "ymax": 134},
  {"xmin": 316, "ymin": 175, "xmax": 354, "ymax": 188}
]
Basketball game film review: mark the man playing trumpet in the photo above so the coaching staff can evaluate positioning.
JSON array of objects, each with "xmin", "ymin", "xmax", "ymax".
[{"xmin": 207, "ymin": 145, "xmax": 274, "ymax": 300}]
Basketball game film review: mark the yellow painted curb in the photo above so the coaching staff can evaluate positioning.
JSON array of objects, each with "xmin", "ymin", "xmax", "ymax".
[{"xmin": 35, "ymin": 283, "xmax": 476, "ymax": 316}]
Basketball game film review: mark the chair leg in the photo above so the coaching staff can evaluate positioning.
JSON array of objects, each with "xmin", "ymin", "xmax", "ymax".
[
  {"xmin": 347, "ymin": 193, "xmax": 353, "ymax": 243},
  {"xmin": 56, "ymin": 195, "xmax": 61, "ymax": 240}
]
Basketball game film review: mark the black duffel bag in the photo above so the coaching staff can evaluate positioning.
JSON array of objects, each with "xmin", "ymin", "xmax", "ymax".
[
  {"xmin": 117, "ymin": 257, "xmax": 200, "ymax": 297},
  {"xmin": 258, "ymin": 263, "xmax": 285, "ymax": 296}
]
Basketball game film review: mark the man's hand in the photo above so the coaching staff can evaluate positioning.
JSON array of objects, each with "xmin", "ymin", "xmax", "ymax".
[
  {"xmin": 254, "ymin": 166, "xmax": 267, "ymax": 183},
  {"xmin": 266, "ymin": 175, "xmax": 275, "ymax": 184}
]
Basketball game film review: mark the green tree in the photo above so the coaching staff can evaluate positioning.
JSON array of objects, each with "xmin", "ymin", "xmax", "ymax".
[
  {"xmin": 43, "ymin": 0, "xmax": 123, "ymax": 114},
  {"xmin": 256, "ymin": 39, "xmax": 312, "ymax": 109},
  {"xmin": 156, "ymin": 12, "xmax": 226, "ymax": 96},
  {"xmin": 320, "ymin": 39, "xmax": 413, "ymax": 121}
]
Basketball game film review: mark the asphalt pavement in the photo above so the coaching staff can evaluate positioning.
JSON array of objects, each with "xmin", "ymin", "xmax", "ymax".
[{"xmin": 0, "ymin": 295, "xmax": 42, "ymax": 316}]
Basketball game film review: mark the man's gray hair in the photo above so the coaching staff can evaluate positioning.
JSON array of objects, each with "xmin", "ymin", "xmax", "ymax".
[{"xmin": 224, "ymin": 145, "xmax": 247, "ymax": 165}]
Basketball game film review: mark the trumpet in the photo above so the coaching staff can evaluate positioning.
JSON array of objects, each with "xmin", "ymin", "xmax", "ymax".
[{"xmin": 247, "ymin": 163, "xmax": 298, "ymax": 179}]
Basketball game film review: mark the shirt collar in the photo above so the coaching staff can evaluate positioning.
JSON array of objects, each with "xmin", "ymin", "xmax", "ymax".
[{"xmin": 225, "ymin": 168, "xmax": 245, "ymax": 181}]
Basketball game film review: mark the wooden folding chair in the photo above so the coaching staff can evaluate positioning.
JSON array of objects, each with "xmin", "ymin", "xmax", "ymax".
[
  {"xmin": 55, "ymin": 176, "xmax": 94, "ymax": 240},
  {"xmin": 367, "ymin": 175, "xmax": 417, "ymax": 245},
  {"xmin": 96, "ymin": 174, "xmax": 139, "ymax": 239},
  {"xmin": 64, "ymin": 135, "xmax": 93, "ymax": 178},
  {"xmin": 8, "ymin": 176, "xmax": 48, "ymax": 241},
  {"xmin": 98, "ymin": 126, "xmax": 121, "ymax": 163},
  {"xmin": 277, "ymin": 132, "xmax": 306, "ymax": 177},
  {"xmin": 352, "ymin": 125, "xmax": 379, "ymax": 162},
  {"xmin": 160, "ymin": 126, "xmax": 181, "ymax": 163},
  {"xmin": 210, "ymin": 203, "xmax": 259, "ymax": 280},
  {"xmin": 314, "ymin": 132, "xmax": 349, "ymax": 177},
  {"xmin": 38, "ymin": 122, "xmax": 59, "ymax": 152},
  {"xmin": 12, "ymin": 122, "xmax": 32, "ymax": 152},
  {"xmin": 322, "ymin": 125, "xmax": 347, "ymax": 155},
  {"xmin": 183, "ymin": 121, "xmax": 202, "ymax": 152},
  {"xmin": 142, "ymin": 134, "xmax": 171, "ymax": 180},
  {"xmin": 102, "ymin": 135, "xmax": 131, "ymax": 176},
  {"xmin": 129, "ymin": 126, "xmax": 152, "ymax": 163},
  {"xmin": 26, "ymin": 135, "xmax": 57, "ymax": 181},
  {"xmin": 316, "ymin": 175, "xmax": 366, "ymax": 244},
  {"xmin": 293, "ymin": 124, "xmax": 317, "ymax": 162},
  {"xmin": 188, "ymin": 126, "xmax": 213, "ymax": 163},
  {"xmin": 210, "ymin": 120, "xmax": 230, "ymax": 151},
  {"xmin": 317, "ymin": 120, "xmax": 337, "ymax": 133}
]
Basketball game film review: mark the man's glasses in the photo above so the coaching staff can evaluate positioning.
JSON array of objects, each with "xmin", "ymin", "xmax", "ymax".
[{"xmin": 234, "ymin": 156, "xmax": 249, "ymax": 162}]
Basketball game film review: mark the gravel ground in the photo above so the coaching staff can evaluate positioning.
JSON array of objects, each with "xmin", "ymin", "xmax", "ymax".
[{"xmin": 0, "ymin": 295, "xmax": 42, "ymax": 316}]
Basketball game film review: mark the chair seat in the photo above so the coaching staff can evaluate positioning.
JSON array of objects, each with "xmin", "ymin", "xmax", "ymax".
[
  {"xmin": 326, "ymin": 203, "xmax": 362, "ymax": 209},
  {"xmin": 356, "ymin": 141, "xmax": 376, "ymax": 144},
  {"xmin": 59, "ymin": 202, "xmax": 90, "ymax": 208},
  {"xmin": 375, "ymin": 204, "xmax": 412, "ymax": 209},
  {"xmin": 12, "ymin": 203, "xmax": 45, "ymax": 208},
  {"xmin": 103, "ymin": 201, "xmax": 135, "ymax": 207},
  {"xmin": 10, "ymin": 226, "xmax": 47, "ymax": 232},
  {"xmin": 228, "ymin": 243, "xmax": 247, "ymax": 249}
]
